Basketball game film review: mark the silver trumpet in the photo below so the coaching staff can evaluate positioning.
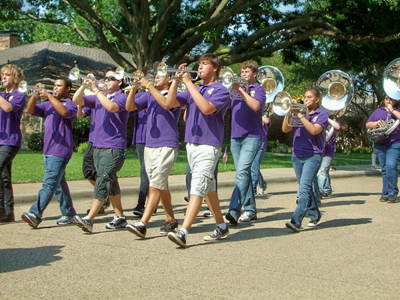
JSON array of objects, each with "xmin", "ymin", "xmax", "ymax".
[
  {"xmin": 69, "ymin": 67, "xmax": 106, "ymax": 91},
  {"xmin": 18, "ymin": 81, "xmax": 55, "ymax": 96},
  {"xmin": 272, "ymin": 92, "xmax": 309, "ymax": 127},
  {"xmin": 157, "ymin": 62, "xmax": 202, "ymax": 81},
  {"xmin": 219, "ymin": 66, "xmax": 249, "ymax": 99},
  {"xmin": 115, "ymin": 67, "xmax": 155, "ymax": 86}
]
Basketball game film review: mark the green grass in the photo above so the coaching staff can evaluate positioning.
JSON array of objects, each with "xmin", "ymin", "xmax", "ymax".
[{"xmin": 12, "ymin": 149, "xmax": 371, "ymax": 184}]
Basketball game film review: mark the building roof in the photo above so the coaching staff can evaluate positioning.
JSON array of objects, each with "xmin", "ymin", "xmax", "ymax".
[{"xmin": 0, "ymin": 40, "xmax": 136, "ymax": 87}]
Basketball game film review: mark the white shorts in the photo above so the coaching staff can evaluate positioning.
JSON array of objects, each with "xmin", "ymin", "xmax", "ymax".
[
  {"xmin": 144, "ymin": 146, "xmax": 178, "ymax": 190},
  {"xmin": 186, "ymin": 143, "xmax": 221, "ymax": 198}
]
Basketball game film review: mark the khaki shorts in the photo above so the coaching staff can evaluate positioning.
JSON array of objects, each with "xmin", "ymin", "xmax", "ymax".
[
  {"xmin": 186, "ymin": 143, "xmax": 221, "ymax": 198},
  {"xmin": 144, "ymin": 146, "xmax": 178, "ymax": 190}
]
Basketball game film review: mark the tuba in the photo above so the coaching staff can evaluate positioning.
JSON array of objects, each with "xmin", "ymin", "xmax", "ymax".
[
  {"xmin": 367, "ymin": 58, "xmax": 400, "ymax": 142},
  {"xmin": 272, "ymin": 91, "xmax": 309, "ymax": 127},
  {"xmin": 257, "ymin": 66, "xmax": 284, "ymax": 104}
]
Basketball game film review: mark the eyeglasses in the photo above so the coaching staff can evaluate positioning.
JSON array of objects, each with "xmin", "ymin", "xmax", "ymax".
[{"xmin": 104, "ymin": 75, "xmax": 118, "ymax": 81}]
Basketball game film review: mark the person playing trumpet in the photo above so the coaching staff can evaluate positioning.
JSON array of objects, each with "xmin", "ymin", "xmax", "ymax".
[
  {"xmin": 0, "ymin": 64, "xmax": 26, "ymax": 223},
  {"xmin": 366, "ymin": 94, "xmax": 400, "ymax": 203},
  {"xmin": 282, "ymin": 87, "xmax": 329, "ymax": 232}
]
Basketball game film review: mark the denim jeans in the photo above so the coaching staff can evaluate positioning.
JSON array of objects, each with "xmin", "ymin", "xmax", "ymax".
[
  {"xmin": 30, "ymin": 155, "xmax": 76, "ymax": 219},
  {"xmin": 291, "ymin": 154, "xmax": 322, "ymax": 226},
  {"xmin": 136, "ymin": 143, "xmax": 149, "ymax": 207},
  {"xmin": 0, "ymin": 145, "xmax": 20, "ymax": 217},
  {"xmin": 229, "ymin": 137, "xmax": 261, "ymax": 217},
  {"xmin": 317, "ymin": 156, "xmax": 333, "ymax": 195},
  {"xmin": 251, "ymin": 148, "xmax": 266, "ymax": 194},
  {"xmin": 374, "ymin": 142, "xmax": 400, "ymax": 198}
]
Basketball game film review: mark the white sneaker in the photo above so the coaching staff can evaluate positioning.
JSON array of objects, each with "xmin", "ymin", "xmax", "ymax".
[{"xmin": 239, "ymin": 211, "xmax": 257, "ymax": 222}]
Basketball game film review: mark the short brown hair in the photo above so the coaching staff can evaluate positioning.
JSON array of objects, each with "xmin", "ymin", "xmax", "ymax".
[
  {"xmin": 1, "ymin": 64, "xmax": 24, "ymax": 84},
  {"xmin": 240, "ymin": 60, "xmax": 258, "ymax": 73},
  {"xmin": 198, "ymin": 53, "xmax": 221, "ymax": 76}
]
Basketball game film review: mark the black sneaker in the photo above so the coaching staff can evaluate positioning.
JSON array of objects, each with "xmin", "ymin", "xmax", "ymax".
[
  {"xmin": 168, "ymin": 230, "xmax": 187, "ymax": 247},
  {"xmin": 73, "ymin": 215, "xmax": 93, "ymax": 233},
  {"xmin": 160, "ymin": 219, "xmax": 179, "ymax": 234},
  {"xmin": 203, "ymin": 226, "xmax": 229, "ymax": 241},
  {"xmin": 105, "ymin": 216, "xmax": 127, "ymax": 229},
  {"xmin": 126, "ymin": 221, "xmax": 147, "ymax": 238},
  {"xmin": 225, "ymin": 212, "xmax": 238, "ymax": 225},
  {"xmin": 285, "ymin": 221, "xmax": 301, "ymax": 232},
  {"xmin": 21, "ymin": 212, "xmax": 41, "ymax": 228},
  {"xmin": 379, "ymin": 197, "xmax": 388, "ymax": 202},
  {"xmin": 133, "ymin": 205, "xmax": 144, "ymax": 217}
]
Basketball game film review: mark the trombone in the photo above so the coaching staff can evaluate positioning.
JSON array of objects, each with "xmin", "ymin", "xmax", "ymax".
[
  {"xmin": 18, "ymin": 81, "xmax": 55, "ymax": 96},
  {"xmin": 69, "ymin": 67, "xmax": 106, "ymax": 91},
  {"xmin": 157, "ymin": 62, "xmax": 201, "ymax": 81}
]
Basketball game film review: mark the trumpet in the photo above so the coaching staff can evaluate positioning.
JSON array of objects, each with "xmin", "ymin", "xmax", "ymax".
[
  {"xmin": 18, "ymin": 81, "xmax": 55, "ymax": 96},
  {"xmin": 157, "ymin": 62, "xmax": 201, "ymax": 81},
  {"xmin": 69, "ymin": 67, "xmax": 106, "ymax": 91},
  {"xmin": 115, "ymin": 67, "xmax": 155, "ymax": 85},
  {"xmin": 0, "ymin": 80, "xmax": 4, "ymax": 88},
  {"xmin": 218, "ymin": 66, "xmax": 249, "ymax": 98},
  {"xmin": 272, "ymin": 92, "xmax": 309, "ymax": 127}
]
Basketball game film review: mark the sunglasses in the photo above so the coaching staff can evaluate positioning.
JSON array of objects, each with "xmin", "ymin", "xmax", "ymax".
[{"xmin": 104, "ymin": 75, "xmax": 118, "ymax": 81}]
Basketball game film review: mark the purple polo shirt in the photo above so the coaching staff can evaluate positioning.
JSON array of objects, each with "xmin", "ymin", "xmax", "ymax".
[
  {"xmin": 0, "ymin": 90, "xmax": 26, "ymax": 147},
  {"xmin": 135, "ymin": 90, "xmax": 181, "ymax": 148},
  {"xmin": 367, "ymin": 107, "xmax": 400, "ymax": 146},
  {"xmin": 324, "ymin": 120, "xmax": 342, "ymax": 158},
  {"xmin": 177, "ymin": 81, "xmax": 230, "ymax": 147},
  {"xmin": 132, "ymin": 92, "xmax": 148, "ymax": 145},
  {"xmin": 34, "ymin": 98, "xmax": 77, "ymax": 159},
  {"xmin": 261, "ymin": 116, "xmax": 271, "ymax": 151},
  {"xmin": 230, "ymin": 82, "xmax": 266, "ymax": 139},
  {"xmin": 82, "ymin": 106, "xmax": 96, "ymax": 143},
  {"xmin": 83, "ymin": 90, "xmax": 129, "ymax": 149},
  {"xmin": 292, "ymin": 108, "xmax": 329, "ymax": 157}
]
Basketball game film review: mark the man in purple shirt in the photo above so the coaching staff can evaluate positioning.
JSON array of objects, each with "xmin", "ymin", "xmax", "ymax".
[
  {"xmin": 21, "ymin": 77, "xmax": 77, "ymax": 228},
  {"xmin": 125, "ymin": 75, "xmax": 182, "ymax": 238},
  {"xmin": 72, "ymin": 67, "xmax": 129, "ymax": 233},
  {"xmin": 0, "ymin": 64, "xmax": 26, "ymax": 223},
  {"xmin": 226, "ymin": 60, "xmax": 266, "ymax": 225},
  {"xmin": 163, "ymin": 53, "xmax": 231, "ymax": 247}
]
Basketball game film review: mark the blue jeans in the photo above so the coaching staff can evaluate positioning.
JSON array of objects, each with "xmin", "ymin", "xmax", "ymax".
[
  {"xmin": 317, "ymin": 156, "xmax": 333, "ymax": 195},
  {"xmin": 374, "ymin": 142, "xmax": 400, "ymax": 198},
  {"xmin": 30, "ymin": 155, "xmax": 76, "ymax": 219},
  {"xmin": 251, "ymin": 148, "xmax": 266, "ymax": 194},
  {"xmin": 291, "ymin": 154, "xmax": 322, "ymax": 226},
  {"xmin": 136, "ymin": 143, "xmax": 149, "ymax": 207},
  {"xmin": 0, "ymin": 145, "xmax": 20, "ymax": 217},
  {"xmin": 229, "ymin": 137, "xmax": 261, "ymax": 217}
]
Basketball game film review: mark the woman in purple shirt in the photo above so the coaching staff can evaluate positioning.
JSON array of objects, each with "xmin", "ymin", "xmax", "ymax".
[
  {"xmin": 0, "ymin": 64, "xmax": 26, "ymax": 223},
  {"xmin": 282, "ymin": 87, "xmax": 328, "ymax": 232},
  {"xmin": 366, "ymin": 94, "xmax": 400, "ymax": 203}
]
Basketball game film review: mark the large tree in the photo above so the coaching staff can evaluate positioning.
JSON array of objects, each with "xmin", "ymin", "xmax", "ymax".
[{"xmin": 2, "ymin": 0, "xmax": 400, "ymax": 72}]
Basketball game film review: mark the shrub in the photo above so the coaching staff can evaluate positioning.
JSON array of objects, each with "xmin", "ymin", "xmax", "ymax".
[
  {"xmin": 76, "ymin": 141, "xmax": 89, "ymax": 153},
  {"xmin": 27, "ymin": 132, "xmax": 43, "ymax": 151}
]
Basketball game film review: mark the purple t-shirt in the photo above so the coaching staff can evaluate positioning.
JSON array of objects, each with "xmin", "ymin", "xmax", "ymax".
[
  {"xmin": 324, "ymin": 120, "xmax": 342, "ymax": 158},
  {"xmin": 292, "ymin": 108, "xmax": 329, "ymax": 157},
  {"xmin": 82, "ymin": 106, "xmax": 96, "ymax": 143},
  {"xmin": 0, "ymin": 90, "xmax": 26, "ymax": 147},
  {"xmin": 177, "ymin": 81, "xmax": 230, "ymax": 147},
  {"xmin": 34, "ymin": 98, "xmax": 77, "ymax": 159},
  {"xmin": 230, "ymin": 82, "xmax": 266, "ymax": 139},
  {"xmin": 366, "ymin": 107, "xmax": 400, "ymax": 147},
  {"xmin": 135, "ymin": 91, "xmax": 181, "ymax": 148},
  {"xmin": 132, "ymin": 92, "xmax": 148, "ymax": 145},
  {"xmin": 83, "ymin": 90, "xmax": 129, "ymax": 149}
]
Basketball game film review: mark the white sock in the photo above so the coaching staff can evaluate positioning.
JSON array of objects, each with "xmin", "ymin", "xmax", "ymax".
[
  {"xmin": 180, "ymin": 228, "xmax": 189, "ymax": 237},
  {"xmin": 372, "ymin": 153, "xmax": 377, "ymax": 166},
  {"xmin": 217, "ymin": 223, "xmax": 227, "ymax": 230}
]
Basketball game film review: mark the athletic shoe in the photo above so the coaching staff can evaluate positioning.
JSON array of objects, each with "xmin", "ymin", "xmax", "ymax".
[
  {"xmin": 133, "ymin": 205, "xmax": 144, "ymax": 217},
  {"xmin": 105, "ymin": 215, "xmax": 127, "ymax": 229},
  {"xmin": 126, "ymin": 221, "xmax": 147, "ymax": 238},
  {"xmin": 225, "ymin": 212, "xmax": 238, "ymax": 225},
  {"xmin": 21, "ymin": 212, "xmax": 41, "ymax": 228},
  {"xmin": 239, "ymin": 211, "xmax": 257, "ymax": 222},
  {"xmin": 168, "ymin": 230, "xmax": 187, "ymax": 247},
  {"xmin": 257, "ymin": 187, "xmax": 266, "ymax": 196},
  {"xmin": 285, "ymin": 221, "xmax": 301, "ymax": 232},
  {"xmin": 56, "ymin": 215, "xmax": 75, "ymax": 225},
  {"xmin": 202, "ymin": 210, "xmax": 213, "ymax": 218},
  {"xmin": 203, "ymin": 226, "xmax": 229, "ymax": 241},
  {"xmin": 73, "ymin": 215, "xmax": 93, "ymax": 233},
  {"xmin": 387, "ymin": 195, "xmax": 399, "ymax": 203},
  {"xmin": 379, "ymin": 197, "xmax": 388, "ymax": 202},
  {"xmin": 307, "ymin": 219, "xmax": 320, "ymax": 227},
  {"xmin": 159, "ymin": 219, "xmax": 179, "ymax": 234},
  {"xmin": 183, "ymin": 196, "xmax": 189, "ymax": 203}
]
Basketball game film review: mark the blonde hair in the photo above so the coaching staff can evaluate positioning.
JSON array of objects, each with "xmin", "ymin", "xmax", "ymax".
[{"xmin": 1, "ymin": 64, "xmax": 24, "ymax": 84}]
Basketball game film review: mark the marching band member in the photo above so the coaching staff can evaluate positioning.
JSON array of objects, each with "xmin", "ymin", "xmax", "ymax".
[
  {"xmin": 283, "ymin": 87, "xmax": 328, "ymax": 232},
  {"xmin": 21, "ymin": 77, "xmax": 77, "ymax": 228},
  {"xmin": 125, "ymin": 73, "xmax": 181, "ymax": 238},
  {"xmin": 0, "ymin": 64, "xmax": 26, "ymax": 223},
  {"xmin": 226, "ymin": 60, "xmax": 266, "ymax": 224},
  {"xmin": 72, "ymin": 67, "xmax": 129, "ymax": 233},
  {"xmin": 366, "ymin": 94, "xmax": 400, "ymax": 203}
]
